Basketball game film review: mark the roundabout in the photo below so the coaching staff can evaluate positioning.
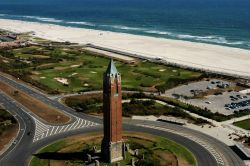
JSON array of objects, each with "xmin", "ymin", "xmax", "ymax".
[
  {"xmin": 0, "ymin": 61, "xmax": 245, "ymax": 166},
  {"xmin": 0, "ymin": 94, "xmax": 245, "ymax": 166}
]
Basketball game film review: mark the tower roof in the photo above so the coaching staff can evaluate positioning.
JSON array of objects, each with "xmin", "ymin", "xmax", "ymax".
[{"xmin": 106, "ymin": 59, "xmax": 118, "ymax": 75}]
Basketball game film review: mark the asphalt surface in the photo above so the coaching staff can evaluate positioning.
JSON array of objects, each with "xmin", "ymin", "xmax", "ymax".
[
  {"xmin": 0, "ymin": 74, "xmax": 245, "ymax": 166},
  {"xmin": 0, "ymin": 92, "xmax": 34, "ymax": 165}
]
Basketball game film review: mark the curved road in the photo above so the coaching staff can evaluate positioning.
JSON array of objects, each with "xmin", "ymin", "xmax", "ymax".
[{"xmin": 0, "ymin": 74, "xmax": 245, "ymax": 166}]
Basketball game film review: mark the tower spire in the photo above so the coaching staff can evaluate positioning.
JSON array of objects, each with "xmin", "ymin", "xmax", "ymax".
[{"xmin": 106, "ymin": 59, "xmax": 118, "ymax": 75}]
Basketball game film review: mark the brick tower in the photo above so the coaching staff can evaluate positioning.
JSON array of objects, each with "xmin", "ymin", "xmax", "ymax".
[{"xmin": 101, "ymin": 59, "xmax": 124, "ymax": 163}]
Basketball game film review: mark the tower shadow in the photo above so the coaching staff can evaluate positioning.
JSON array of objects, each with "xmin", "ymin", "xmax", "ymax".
[
  {"xmin": 34, "ymin": 152, "xmax": 85, "ymax": 160},
  {"xmin": 34, "ymin": 150, "xmax": 103, "ymax": 162}
]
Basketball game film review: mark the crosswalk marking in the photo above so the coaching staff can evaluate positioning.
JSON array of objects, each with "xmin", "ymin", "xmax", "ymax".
[
  {"xmin": 137, "ymin": 124, "xmax": 225, "ymax": 166},
  {"xmin": 33, "ymin": 117, "xmax": 99, "ymax": 142}
]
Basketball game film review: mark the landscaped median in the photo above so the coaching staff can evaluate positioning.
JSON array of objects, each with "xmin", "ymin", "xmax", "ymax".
[
  {"xmin": 0, "ymin": 80, "xmax": 70, "ymax": 124},
  {"xmin": 29, "ymin": 132, "xmax": 197, "ymax": 166},
  {"xmin": 0, "ymin": 107, "xmax": 18, "ymax": 152}
]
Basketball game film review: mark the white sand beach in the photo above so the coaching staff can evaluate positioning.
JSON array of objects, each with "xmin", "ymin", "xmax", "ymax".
[{"xmin": 1, "ymin": 19, "xmax": 250, "ymax": 78}]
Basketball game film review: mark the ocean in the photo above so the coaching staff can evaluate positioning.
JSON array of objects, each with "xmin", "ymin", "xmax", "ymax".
[{"xmin": 0, "ymin": 0, "xmax": 250, "ymax": 50}]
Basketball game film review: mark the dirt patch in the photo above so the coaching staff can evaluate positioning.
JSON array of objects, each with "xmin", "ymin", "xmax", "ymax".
[
  {"xmin": 0, "ymin": 81, "xmax": 70, "ymax": 124},
  {"xmin": 69, "ymin": 73, "xmax": 77, "ymax": 77},
  {"xmin": 33, "ymin": 55, "xmax": 50, "ymax": 59},
  {"xmin": 62, "ymin": 93, "xmax": 102, "ymax": 103},
  {"xmin": 123, "ymin": 132, "xmax": 158, "ymax": 142},
  {"xmin": 50, "ymin": 160, "xmax": 68, "ymax": 166},
  {"xmin": 70, "ymin": 64, "xmax": 80, "ymax": 68},
  {"xmin": 178, "ymin": 159, "xmax": 190, "ymax": 166},
  {"xmin": 2, "ymin": 60, "xmax": 9, "ymax": 63},
  {"xmin": 155, "ymin": 150, "xmax": 178, "ymax": 166},
  {"xmin": 54, "ymin": 66, "xmax": 69, "ymax": 70},
  {"xmin": 0, "ymin": 124, "xmax": 18, "ymax": 151},
  {"xmin": 64, "ymin": 133, "xmax": 102, "ymax": 144},
  {"xmin": 58, "ymin": 133, "xmax": 103, "ymax": 153},
  {"xmin": 143, "ymin": 86, "xmax": 157, "ymax": 91},
  {"xmin": 37, "ymin": 63, "xmax": 55, "ymax": 68},
  {"xmin": 31, "ymin": 71, "xmax": 41, "ymax": 75},
  {"xmin": 54, "ymin": 77, "xmax": 69, "ymax": 85}
]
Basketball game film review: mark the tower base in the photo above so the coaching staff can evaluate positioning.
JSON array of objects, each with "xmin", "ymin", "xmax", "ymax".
[{"xmin": 101, "ymin": 140, "xmax": 125, "ymax": 163}]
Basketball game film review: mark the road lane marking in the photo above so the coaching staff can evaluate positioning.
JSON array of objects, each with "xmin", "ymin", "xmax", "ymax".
[
  {"xmin": 54, "ymin": 126, "xmax": 60, "ymax": 135},
  {"xmin": 32, "ymin": 117, "xmax": 99, "ymax": 142},
  {"xmin": 58, "ymin": 126, "xmax": 66, "ymax": 133}
]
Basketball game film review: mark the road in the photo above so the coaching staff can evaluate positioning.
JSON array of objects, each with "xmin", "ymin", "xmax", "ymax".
[{"xmin": 0, "ymin": 73, "xmax": 245, "ymax": 166}]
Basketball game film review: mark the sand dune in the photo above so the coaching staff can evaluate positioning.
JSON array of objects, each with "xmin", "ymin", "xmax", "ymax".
[{"xmin": 1, "ymin": 19, "xmax": 250, "ymax": 78}]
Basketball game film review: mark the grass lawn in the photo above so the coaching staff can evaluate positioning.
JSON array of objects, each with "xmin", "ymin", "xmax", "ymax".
[
  {"xmin": 233, "ymin": 119, "xmax": 250, "ymax": 130},
  {"xmin": 35, "ymin": 54, "xmax": 201, "ymax": 92},
  {"xmin": 29, "ymin": 132, "xmax": 197, "ymax": 166},
  {"xmin": 1, "ymin": 44, "xmax": 202, "ymax": 93}
]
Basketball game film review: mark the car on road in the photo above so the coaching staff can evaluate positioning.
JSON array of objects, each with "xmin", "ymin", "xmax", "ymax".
[{"xmin": 12, "ymin": 140, "xmax": 17, "ymax": 145}]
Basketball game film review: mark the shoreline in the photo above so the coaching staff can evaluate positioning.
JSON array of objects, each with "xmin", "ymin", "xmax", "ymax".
[
  {"xmin": 1, "ymin": 16, "xmax": 249, "ymax": 50},
  {"xmin": 1, "ymin": 18, "xmax": 250, "ymax": 78}
]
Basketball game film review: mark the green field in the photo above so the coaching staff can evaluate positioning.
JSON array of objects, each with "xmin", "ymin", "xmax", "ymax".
[
  {"xmin": 233, "ymin": 119, "xmax": 250, "ymax": 130},
  {"xmin": 29, "ymin": 132, "xmax": 197, "ymax": 166},
  {"xmin": 0, "ymin": 44, "xmax": 202, "ymax": 93}
]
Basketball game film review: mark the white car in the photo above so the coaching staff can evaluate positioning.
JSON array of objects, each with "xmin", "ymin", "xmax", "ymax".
[{"xmin": 12, "ymin": 140, "xmax": 18, "ymax": 145}]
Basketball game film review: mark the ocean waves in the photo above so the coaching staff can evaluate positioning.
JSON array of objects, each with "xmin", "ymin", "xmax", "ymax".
[
  {"xmin": 0, "ymin": 13, "xmax": 248, "ymax": 49},
  {"xmin": 102, "ymin": 25, "xmax": 146, "ymax": 31},
  {"xmin": 22, "ymin": 16, "xmax": 63, "ymax": 23},
  {"xmin": 143, "ymin": 30, "xmax": 245, "ymax": 45},
  {"xmin": 0, "ymin": 14, "xmax": 63, "ymax": 23},
  {"xmin": 144, "ymin": 30, "xmax": 173, "ymax": 35},
  {"xmin": 173, "ymin": 34, "xmax": 245, "ymax": 45},
  {"xmin": 67, "ymin": 21, "xmax": 95, "ymax": 26}
]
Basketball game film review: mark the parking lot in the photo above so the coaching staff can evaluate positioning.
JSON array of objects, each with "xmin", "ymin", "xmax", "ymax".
[
  {"xmin": 189, "ymin": 92, "xmax": 250, "ymax": 115},
  {"xmin": 164, "ymin": 79, "xmax": 232, "ymax": 98},
  {"xmin": 164, "ymin": 79, "xmax": 250, "ymax": 115}
]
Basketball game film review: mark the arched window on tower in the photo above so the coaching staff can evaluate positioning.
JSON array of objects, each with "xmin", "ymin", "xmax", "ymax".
[{"xmin": 114, "ymin": 75, "xmax": 119, "ymax": 96}]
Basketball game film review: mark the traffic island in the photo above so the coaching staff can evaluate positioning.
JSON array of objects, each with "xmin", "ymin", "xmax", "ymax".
[{"xmin": 29, "ymin": 132, "xmax": 197, "ymax": 166}]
